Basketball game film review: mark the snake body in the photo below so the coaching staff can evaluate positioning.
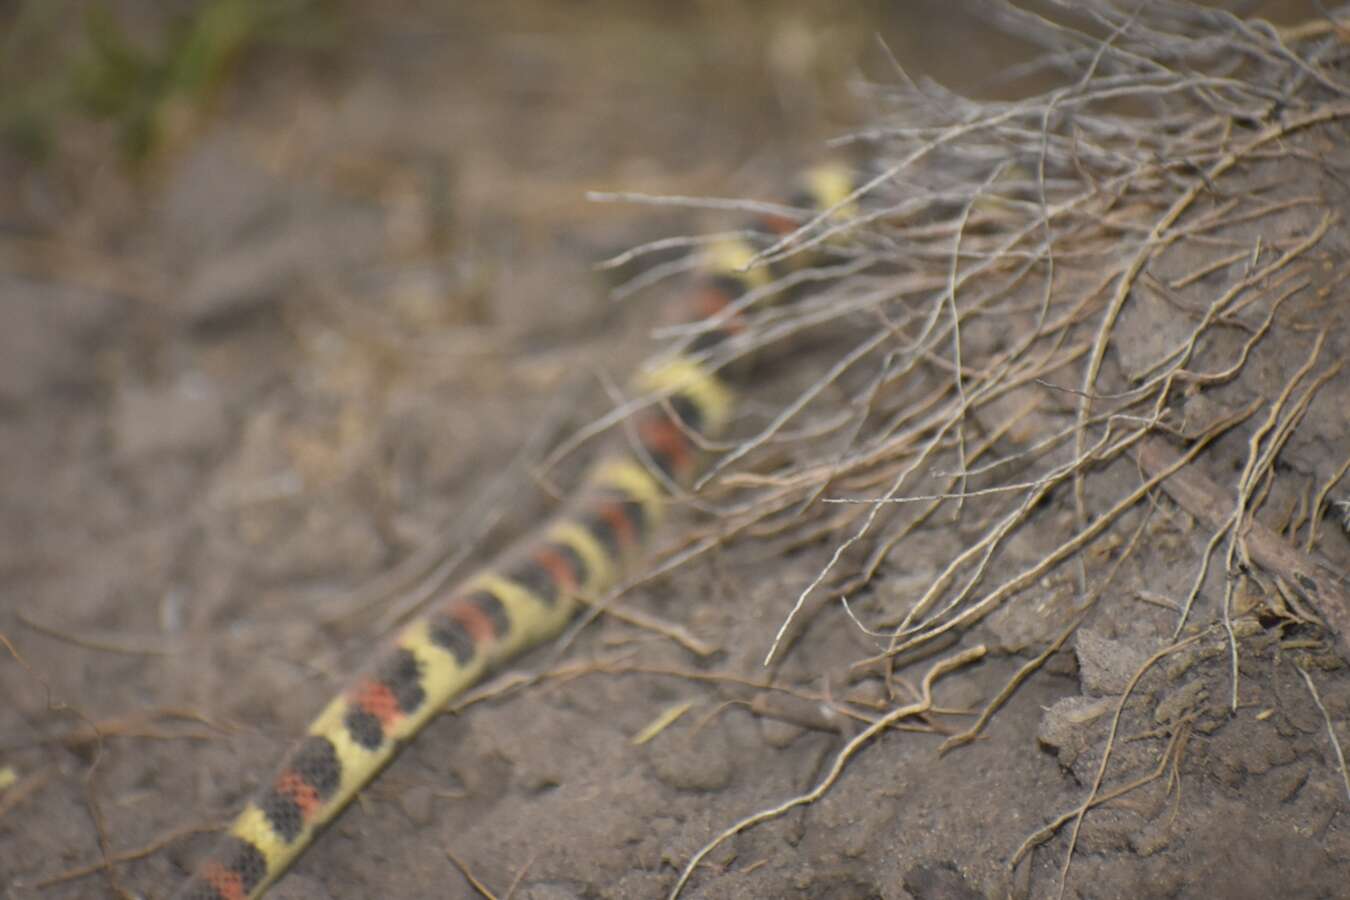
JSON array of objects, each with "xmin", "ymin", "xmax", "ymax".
[{"xmin": 176, "ymin": 164, "xmax": 857, "ymax": 900}]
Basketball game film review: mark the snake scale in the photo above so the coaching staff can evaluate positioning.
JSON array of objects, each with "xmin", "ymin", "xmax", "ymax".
[{"xmin": 175, "ymin": 164, "xmax": 858, "ymax": 900}]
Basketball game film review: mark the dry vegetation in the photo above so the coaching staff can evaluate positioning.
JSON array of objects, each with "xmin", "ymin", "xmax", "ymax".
[{"xmin": 579, "ymin": 4, "xmax": 1350, "ymax": 895}]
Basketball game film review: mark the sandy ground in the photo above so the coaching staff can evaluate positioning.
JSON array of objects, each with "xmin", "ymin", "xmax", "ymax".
[{"xmin": 3, "ymin": 3, "xmax": 1350, "ymax": 899}]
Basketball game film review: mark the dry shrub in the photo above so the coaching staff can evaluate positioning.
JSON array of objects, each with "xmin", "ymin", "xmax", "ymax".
[{"xmin": 594, "ymin": 4, "xmax": 1350, "ymax": 895}]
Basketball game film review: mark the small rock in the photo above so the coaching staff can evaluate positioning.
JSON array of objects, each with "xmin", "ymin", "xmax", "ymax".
[
  {"xmin": 1130, "ymin": 812, "xmax": 1175, "ymax": 857},
  {"xmin": 645, "ymin": 725, "xmax": 734, "ymax": 792},
  {"xmin": 984, "ymin": 579, "xmax": 1077, "ymax": 653},
  {"xmin": 1077, "ymin": 808, "xmax": 1142, "ymax": 854},
  {"xmin": 1038, "ymin": 695, "xmax": 1114, "ymax": 769},
  {"xmin": 1154, "ymin": 678, "xmax": 1208, "ymax": 726},
  {"xmin": 1075, "ymin": 629, "xmax": 1150, "ymax": 696},
  {"xmin": 758, "ymin": 716, "xmax": 806, "ymax": 748}
]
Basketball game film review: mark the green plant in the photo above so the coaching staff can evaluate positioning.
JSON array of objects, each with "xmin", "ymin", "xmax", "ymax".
[{"xmin": 1, "ymin": 0, "xmax": 342, "ymax": 164}]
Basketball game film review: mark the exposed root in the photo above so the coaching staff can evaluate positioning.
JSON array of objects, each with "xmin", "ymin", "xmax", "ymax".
[
  {"xmin": 1053, "ymin": 633, "xmax": 1206, "ymax": 899},
  {"xmin": 585, "ymin": 5, "xmax": 1350, "ymax": 897},
  {"xmin": 668, "ymin": 645, "xmax": 985, "ymax": 899}
]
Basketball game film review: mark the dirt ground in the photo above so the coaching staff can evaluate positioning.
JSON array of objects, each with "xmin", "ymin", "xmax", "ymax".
[{"xmin": 3, "ymin": 3, "xmax": 1350, "ymax": 899}]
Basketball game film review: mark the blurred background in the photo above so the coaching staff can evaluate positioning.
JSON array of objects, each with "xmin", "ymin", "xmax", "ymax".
[
  {"xmin": 0, "ymin": 1, "xmax": 1319, "ymax": 202},
  {"xmin": 1, "ymin": 0, "xmax": 1323, "ymax": 361}
]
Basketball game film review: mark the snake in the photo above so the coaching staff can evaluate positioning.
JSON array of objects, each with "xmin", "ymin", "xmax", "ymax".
[{"xmin": 174, "ymin": 163, "xmax": 858, "ymax": 900}]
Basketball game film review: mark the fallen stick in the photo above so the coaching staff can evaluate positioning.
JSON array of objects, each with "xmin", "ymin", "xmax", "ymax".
[{"xmin": 1134, "ymin": 435, "xmax": 1350, "ymax": 651}]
